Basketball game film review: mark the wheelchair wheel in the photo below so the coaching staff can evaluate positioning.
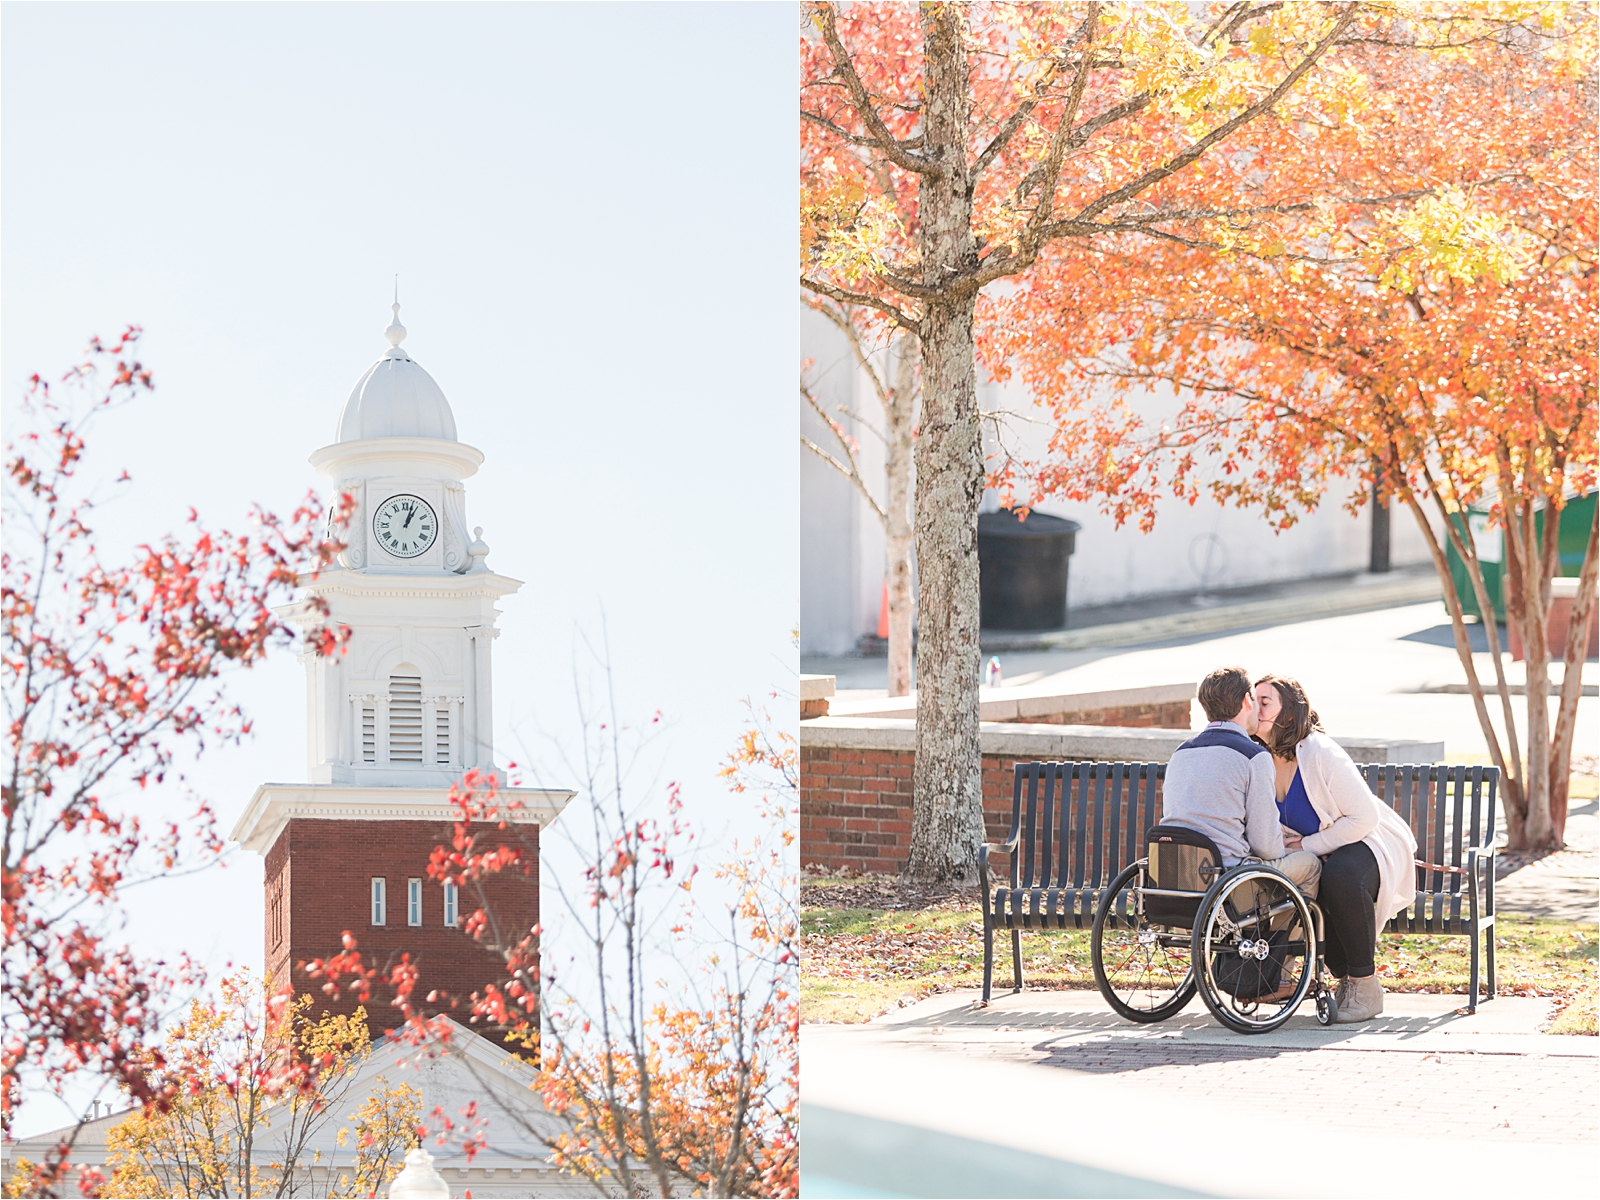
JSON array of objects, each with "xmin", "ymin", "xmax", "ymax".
[
  {"xmin": 1093, "ymin": 860, "xmax": 1197, "ymax": 1023},
  {"xmin": 1192, "ymin": 864, "xmax": 1317, "ymax": 1034}
]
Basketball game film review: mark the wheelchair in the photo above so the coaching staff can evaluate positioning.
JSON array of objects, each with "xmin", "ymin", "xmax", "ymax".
[{"xmin": 1090, "ymin": 825, "xmax": 1339, "ymax": 1033}]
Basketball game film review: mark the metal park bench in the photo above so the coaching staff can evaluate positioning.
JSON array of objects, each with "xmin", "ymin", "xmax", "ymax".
[{"xmin": 978, "ymin": 760, "xmax": 1499, "ymax": 1010}]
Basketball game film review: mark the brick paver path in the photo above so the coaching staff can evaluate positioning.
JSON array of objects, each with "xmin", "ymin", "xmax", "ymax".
[{"xmin": 1035, "ymin": 1040, "xmax": 1597, "ymax": 1144}]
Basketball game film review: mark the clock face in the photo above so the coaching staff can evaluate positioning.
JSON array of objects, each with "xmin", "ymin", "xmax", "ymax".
[{"xmin": 373, "ymin": 494, "xmax": 438, "ymax": 559}]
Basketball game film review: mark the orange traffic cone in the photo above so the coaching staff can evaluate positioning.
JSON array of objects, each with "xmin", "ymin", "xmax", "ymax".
[{"xmin": 877, "ymin": 578, "xmax": 890, "ymax": 640}]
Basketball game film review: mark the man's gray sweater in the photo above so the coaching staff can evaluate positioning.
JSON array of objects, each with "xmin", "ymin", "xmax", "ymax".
[{"xmin": 1162, "ymin": 723, "xmax": 1285, "ymax": 866}]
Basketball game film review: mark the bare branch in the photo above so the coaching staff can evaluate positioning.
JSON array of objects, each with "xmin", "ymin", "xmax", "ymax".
[
  {"xmin": 800, "ymin": 275, "xmax": 923, "ymax": 335},
  {"xmin": 800, "ymin": 381, "xmax": 888, "ymax": 526}
]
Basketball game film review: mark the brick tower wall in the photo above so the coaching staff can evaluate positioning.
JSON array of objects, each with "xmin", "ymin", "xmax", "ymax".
[{"xmin": 264, "ymin": 818, "xmax": 540, "ymax": 1040}]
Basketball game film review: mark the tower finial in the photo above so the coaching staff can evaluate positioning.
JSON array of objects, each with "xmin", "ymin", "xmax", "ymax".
[{"xmin": 385, "ymin": 284, "xmax": 406, "ymax": 348}]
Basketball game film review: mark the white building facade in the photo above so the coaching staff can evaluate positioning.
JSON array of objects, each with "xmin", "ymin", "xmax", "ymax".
[{"xmin": 801, "ymin": 309, "xmax": 1437, "ymax": 657}]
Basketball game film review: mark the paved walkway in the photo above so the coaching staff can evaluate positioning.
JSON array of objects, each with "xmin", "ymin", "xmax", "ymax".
[
  {"xmin": 802, "ymin": 990, "xmax": 1599, "ymax": 1198},
  {"xmin": 1497, "ymin": 798, "xmax": 1599, "ymax": 922}
]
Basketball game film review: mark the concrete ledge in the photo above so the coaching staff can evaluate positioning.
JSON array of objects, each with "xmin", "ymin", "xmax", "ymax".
[
  {"xmin": 800, "ymin": 674, "xmax": 837, "ymax": 701},
  {"xmin": 801, "ymin": 716, "xmax": 1443, "ymax": 765},
  {"xmin": 829, "ymin": 681, "xmax": 1194, "ymax": 723},
  {"xmin": 980, "ymin": 573, "xmax": 1441, "ymax": 652}
]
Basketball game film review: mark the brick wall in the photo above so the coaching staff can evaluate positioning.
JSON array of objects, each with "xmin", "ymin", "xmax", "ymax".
[
  {"xmin": 800, "ymin": 746, "xmax": 1172, "ymax": 875},
  {"xmin": 798, "ymin": 747, "xmax": 1046, "ymax": 875},
  {"xmin": 266, "ymin": 818, "xmax": 539, "ymax": 1042}
]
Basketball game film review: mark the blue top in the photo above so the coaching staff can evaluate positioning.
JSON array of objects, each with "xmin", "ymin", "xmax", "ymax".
[{"xmin": 1278, "ymin": 768, "xmax": 1321, "ymax": 837}]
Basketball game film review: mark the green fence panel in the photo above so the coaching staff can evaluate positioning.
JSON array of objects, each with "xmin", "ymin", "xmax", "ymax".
[{"xmin": 1445, "ymin": 491, "xmax": 1596, "ymax": 622}]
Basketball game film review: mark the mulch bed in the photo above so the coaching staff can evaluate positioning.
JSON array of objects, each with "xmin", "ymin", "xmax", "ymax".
[{"xmin": 800, "ymin": 874, "xmax": 977, "ymax": 912}]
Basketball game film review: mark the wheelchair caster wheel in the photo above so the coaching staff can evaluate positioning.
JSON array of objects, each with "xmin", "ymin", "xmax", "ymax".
[{"xmin": 1317, "ymin": 988, "xmax": 1338, "ymax": 1026}]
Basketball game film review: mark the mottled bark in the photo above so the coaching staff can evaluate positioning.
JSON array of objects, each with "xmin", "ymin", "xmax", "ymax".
[
  {"xmin": 1550, "ymin": 503, "xmax": 1598, "ymax": 840},
  {"xmin": 907, "ymin": 3, "xmax": 986, "ymax": 881},
  {"xmin": 884, "ymin": 336, "xmax": 918, "ymax": 699}
]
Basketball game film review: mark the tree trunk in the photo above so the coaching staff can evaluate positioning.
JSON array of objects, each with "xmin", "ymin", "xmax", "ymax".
[
  {"xmin": 1403, "ymin": 493, "xmax": 1526, "ymax": 842},
  {"xmin": 1370, "ymin": 477, "xmax": 1391, "ymax": 574},
  {"xmin": 885, "ymin": 335, "xmax": 918, "ymax": 698},
  {"xmin": 1509, "ymin": 484, "xmax": 1557, "ymax": 850},
  {"xmin": 907, "ymin": 2, "xmax": 986, "ymax": 881},
  {"xmin": 1550, "ymin": 502, "xmax": 1599, "ymax": 842}
]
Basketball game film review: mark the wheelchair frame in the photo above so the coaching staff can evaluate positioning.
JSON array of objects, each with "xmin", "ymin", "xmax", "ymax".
[{"xmin": 1091, "ymin": 852, "xmax": 1340, "ymax": 1033}]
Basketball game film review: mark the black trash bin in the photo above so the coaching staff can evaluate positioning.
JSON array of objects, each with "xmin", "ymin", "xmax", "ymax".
[{"xmin": 978, "ymin": 508, "xmax": 1082, "ymax": 631}]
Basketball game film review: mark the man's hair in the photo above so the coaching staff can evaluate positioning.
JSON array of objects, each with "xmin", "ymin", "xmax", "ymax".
[
  {"xmin": 1254, "ymin": 673, "xmax": 1323, "ymax": 757},
  {"xmin": 1197, "ymin": 666, "xmax": 1253, "ymax": 724}
]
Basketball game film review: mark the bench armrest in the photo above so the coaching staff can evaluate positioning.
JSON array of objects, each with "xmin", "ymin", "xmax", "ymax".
[{"xmin": 979, "ymin": 836, "xmax": 1020, "ymax": 895}]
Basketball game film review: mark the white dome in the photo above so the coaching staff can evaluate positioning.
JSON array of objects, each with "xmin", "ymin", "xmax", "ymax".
[{"xmin": 335, "ymin": 304, "xmax": 458, "ymax": 443}]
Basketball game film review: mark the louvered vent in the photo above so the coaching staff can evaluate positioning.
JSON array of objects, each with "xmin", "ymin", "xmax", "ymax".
[
  {"xmin": 435, "ymin": 708, "xmax": 451, "ymax": 764},
  {"xmin": 362, "ymin": 706, "xmax": 376, "ymax": 763},
  {"xmin": 389, "ymin": 674, "xmax": 424, "ymax": 763}
]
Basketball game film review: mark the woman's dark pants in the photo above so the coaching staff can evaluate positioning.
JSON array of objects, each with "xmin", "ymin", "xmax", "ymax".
[{"xmin": 1320, "ymin": 841, "xmax": 1381, "ymax": 978}]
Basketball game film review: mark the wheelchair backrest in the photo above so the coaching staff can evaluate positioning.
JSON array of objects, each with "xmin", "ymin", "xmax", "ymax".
[{"xmin": 1146, "ymin": 825, "xmax": 1224, "ymax": 892}]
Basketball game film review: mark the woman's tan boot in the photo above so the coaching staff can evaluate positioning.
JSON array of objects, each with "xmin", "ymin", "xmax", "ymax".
[{"xmin": 1335, "ymin": 974, "xmax": 1383, "ymax": 1022}]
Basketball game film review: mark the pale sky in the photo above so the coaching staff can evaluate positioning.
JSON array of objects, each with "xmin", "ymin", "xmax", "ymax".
[{"xmin": 3, "ymin": 1, "xmax": 795, "ymax": 1136}]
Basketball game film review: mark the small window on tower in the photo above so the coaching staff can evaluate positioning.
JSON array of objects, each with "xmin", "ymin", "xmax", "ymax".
[
  {"xmin": 408, "ymin": 878, "xmax": 422, "ymax": 927},
  {"xmin": 371, "ymin": 877, "xmax": 386, "ymax": 926},
  {"xmin": 435, "ymin": 708, "xmax": 451, "ymax": 765},
  {"xmin": 362, "ymin": 706, "xmax": 376, "ymax": 763},
  {"xmin": 443, "ymin": 881, "xmax": 458, "ymax": 928}
]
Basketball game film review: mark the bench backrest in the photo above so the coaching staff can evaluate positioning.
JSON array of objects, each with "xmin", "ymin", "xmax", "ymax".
[
  {"xmin": 1006, "ymin": 760, "xmax": 1500, "ymax": 902},
  {"xmin": 1007, "ymin": 762, "xmax": 1166, "ymax": 891},
  {"xmin": 1362, "ymin": 764, "xmax": 1499, "ymax": 930}
]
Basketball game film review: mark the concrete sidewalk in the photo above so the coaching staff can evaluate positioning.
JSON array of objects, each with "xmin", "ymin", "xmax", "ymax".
[{"xmin": 801, "ymin": 990, "xmax": 1599, "ymax": 1198}]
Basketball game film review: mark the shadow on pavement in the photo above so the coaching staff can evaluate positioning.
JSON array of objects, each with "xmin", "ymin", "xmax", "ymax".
[{"xmin": 1400, "ymin": 622, "xmax": 1502, "ymax": 652}]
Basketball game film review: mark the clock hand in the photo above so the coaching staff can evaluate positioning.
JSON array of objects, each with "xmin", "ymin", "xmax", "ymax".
[{"xmin": 402, "ymin": 509, "xmax": 415, "ymax": 529}]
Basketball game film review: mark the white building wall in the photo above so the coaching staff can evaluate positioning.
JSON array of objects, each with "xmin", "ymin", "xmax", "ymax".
[
  {"xmin": 802, "ymin": 306, "xmax": 886, "ymax": 655},
  {"xmin": 800, "ymin": 320, "xmax": 1437, "ymax": 656}
]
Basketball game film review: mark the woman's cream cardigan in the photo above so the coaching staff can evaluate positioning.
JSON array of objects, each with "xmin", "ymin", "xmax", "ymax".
[{"xmin": 1293, "ymin": 731, "xmax": 1417, "ymax": 925}]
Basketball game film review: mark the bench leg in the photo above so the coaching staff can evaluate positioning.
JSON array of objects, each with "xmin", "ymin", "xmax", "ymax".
[
  {"xmin": 1468, "ymin": 922, "xmax": 1480, "ymax": 1014},
  {"xmin": 982, "ymin": 917, "xmax": 994, "ymax": 1004},
  {"xmin": 1487, "ymin": 917, "xmax": 1497, "ymax": 1002},
  {"xmin": 1011, "ymin": 928, "xmax": 1023, "ymax": 993}
]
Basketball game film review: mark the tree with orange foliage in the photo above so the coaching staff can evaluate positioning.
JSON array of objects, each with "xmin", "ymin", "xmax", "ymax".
[
  {"xmin": 304, "ymin": 657, "xmax": 798, "ymax": 1197},
  {"xmin": 2, "ymin": 332, "xmax": 350, "ymax": 1197},
  {"xmin": 800, "ymin": 0, "xmax": 1563, "ymax": 879},
  {"xmin": 991, "ymin": 23, "xmax": 1596, "ymax": 850}
]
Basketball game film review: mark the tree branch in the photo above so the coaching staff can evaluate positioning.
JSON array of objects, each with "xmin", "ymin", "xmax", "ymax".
[
  {"xmin": 971, "ymin": 10, "xmax": 1096, "ymax": 183},
  {"xmin": 1073, "ymin": 5, "xmax": 1358, "ymax": 224},
  {"xmin": 800, "ymin": 275, "xmax": 922, "ymax": 335},
  {"xmin": 801, "ymin": 107, "xmax": 923, "ymax": 151},
  {"xmin": 812, "ymin": 2, "xmax": 941, "ymax": 176},
  {"xmin": 800, "ymin": 382, "xmax": 888, "ymax": 526}
]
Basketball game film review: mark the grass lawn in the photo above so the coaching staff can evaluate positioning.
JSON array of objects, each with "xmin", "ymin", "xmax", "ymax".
[{"xmin": 801, "ymin": 878, "xmax": 1598, "ymax": 1031}]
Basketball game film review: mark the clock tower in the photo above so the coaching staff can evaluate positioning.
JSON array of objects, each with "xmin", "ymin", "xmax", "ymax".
[{"xmin": 231, "ymin": 304, "xmax": 572, "ymax": 1030}]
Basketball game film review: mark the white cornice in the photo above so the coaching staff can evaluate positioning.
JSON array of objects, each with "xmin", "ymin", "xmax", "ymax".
[
  {"xmin": 309, "ymin": 437, "xmax": 485, "ymax": 482},
  {"xmin": 230, "ymin": 783, "xmax": 576, "ymax": 855},
  {"xmin": 288, "ymin": 569, "xmax": 524, "ymax": 601}
]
